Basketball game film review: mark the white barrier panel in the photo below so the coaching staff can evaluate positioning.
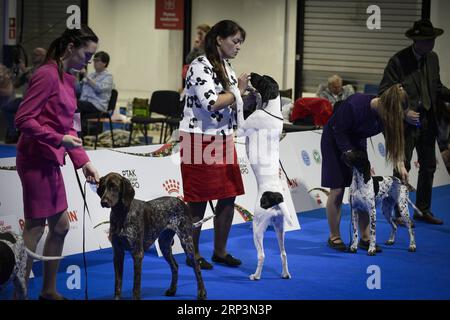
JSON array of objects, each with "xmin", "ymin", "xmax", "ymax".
[
  {"xmin": 0, "ymin": 140, "xmax": 299, "ymax": 257},
  {"xmin": 279, "ymin": 131, "xmax": 450, "ymax": 213}
]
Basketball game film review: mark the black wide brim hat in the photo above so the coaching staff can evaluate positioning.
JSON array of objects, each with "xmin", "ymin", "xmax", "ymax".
[{"xmin": 405, "ymin": 19, "xmax": 444, "ymax": 40}]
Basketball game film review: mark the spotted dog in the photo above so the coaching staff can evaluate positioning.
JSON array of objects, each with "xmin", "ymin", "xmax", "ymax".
[
  {"xmin": 231, "ymin": 73, "xmax": 295, "ymax": 280},
  {"xmin": 0, "ymin": 231, "xmax": 63, "ymax": 299},
  {"xmin": 97, "ymin": 172, "xmax": 206, "ymax": 300},
  {"xmin": 345, "ymin": 150, "xmax": 416, "ymax": 255}
]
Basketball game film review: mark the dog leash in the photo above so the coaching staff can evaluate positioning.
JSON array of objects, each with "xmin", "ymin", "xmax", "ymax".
[
  {"xmin": 74, "ymin": 169, "xmax": 91, "ymax": 300},
  {"xmin": 261, "ymin": 108, "xmax": 284, "ymax": 121},
  {"xmin": 193, "ymin": 201, "xmax": 217, "ymax": 228}
]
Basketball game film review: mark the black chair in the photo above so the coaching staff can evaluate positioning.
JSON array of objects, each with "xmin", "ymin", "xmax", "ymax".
[
  {"xmin": 128, "ymin": 90, "xmax": 180, "ymax": 145},
  {"xmin": 83, "ymin": 89, "xmax": 118, "ymax": 150}
]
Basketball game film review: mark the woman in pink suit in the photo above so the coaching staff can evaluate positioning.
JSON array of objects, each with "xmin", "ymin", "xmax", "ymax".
[{"xmin": 15, "ymin": 26, "xmax": 100, "ymax": 300}]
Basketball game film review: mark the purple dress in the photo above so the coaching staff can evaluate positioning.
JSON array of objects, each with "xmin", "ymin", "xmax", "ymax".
[
  {"xmin": 15, "ymin": 62, "xmax": 90, "ymax": 219},
  {"xmin": 321, "ymin": 93, "xmax": 382, "ymax": 188}
]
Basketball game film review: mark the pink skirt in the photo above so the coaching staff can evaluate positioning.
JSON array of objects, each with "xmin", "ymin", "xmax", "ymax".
[
  {"xmin": 16, "ymin": 156, "xmax": 68, "ymax": 219},
  {"xmin": 180, "ymin": 132, "xmax": 245, "ymax": 202}
]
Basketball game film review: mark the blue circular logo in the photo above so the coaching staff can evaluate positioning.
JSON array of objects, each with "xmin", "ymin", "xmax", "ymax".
[
  {"xmin": 301, "ymin": 150, "xmax": 311, "ymax": 166},
  {"xmin": 378, "ymin": 143, "xmax": 386, "ymax": 158}
]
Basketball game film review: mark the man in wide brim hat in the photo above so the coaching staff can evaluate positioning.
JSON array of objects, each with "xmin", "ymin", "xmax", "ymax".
[
  {"xmin": 405, "ymin": 19, "xmax": 444, "ymax": 40},
  {"xmin": 379, "ymin": 19, "xmax": 450, "ymax": 226}
]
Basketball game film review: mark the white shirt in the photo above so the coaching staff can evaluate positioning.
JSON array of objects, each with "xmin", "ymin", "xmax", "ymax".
[{"xmin": 179, "ymin": 55, "xmax": 238, "ymax": 136}]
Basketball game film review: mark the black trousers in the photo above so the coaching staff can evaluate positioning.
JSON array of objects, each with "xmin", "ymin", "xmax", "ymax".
[
  {"xmin": 77, "ymin": 100, "xmax": 101, "ymax": 135},
  {"xmin": 395, "ymin": 108, "xmax": 437, "ymax": 215}
]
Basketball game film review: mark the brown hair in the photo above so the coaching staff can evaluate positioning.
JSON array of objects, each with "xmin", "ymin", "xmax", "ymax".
[
  {"xmin": 45, "ymin": 25, "xmax": 98, "ymax": 80},
  {"xmin": 204, "ymin": 20, "xmax": 245, "ymax": 91},
  {"xmin": 378, "ymin": 84, "xmax": 405, "ymax": 168}
]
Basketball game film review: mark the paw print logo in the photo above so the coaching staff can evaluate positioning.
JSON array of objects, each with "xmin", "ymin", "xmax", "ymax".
[
  {"xmin": 185, "ymin": 69, "xmax": 194, "ymax": 89},
  {"xmin": 230, "ymin": 75, "xmax": 237, "ymax": 85},
  {"xmin": 197, "ymin": 57, "xmax": 204, "ymax": 63},
  {"xmin": 204, "ymin": 66, "xmax": 212, "ymax": 75},
  {"xmin": 204, "ymin": 90, "xmax": 215, "ymax": 99},
  {"xmin": 189, "ymin": 117, "xmax": 198, "ymax": 129},
  {"xmin": 187, "ymin": 95, "xmax": 200, "ymax": 108},
  {"xmin": 211, "ymin": 111, "xmax": 223, "ymax": 122},
  {"xmin": 163, "ymin": 179, "xmax": 180, "ymax": 195},
  {"xmin": 195, "ymin": 77, "xmax": 207, "ymax": 86}
]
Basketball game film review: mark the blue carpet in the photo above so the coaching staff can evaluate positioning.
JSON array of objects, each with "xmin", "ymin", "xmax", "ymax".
[
  {"xmin": 1, "ymin": 186, "xmax": 448, "ymax": 300},
  {"xmin": 0, "ymin": 144, "xmax": 17, "ymax": 158},
  {"xmin": 1, "ymin": 145, "xmax": 449, "ymax": 300}
]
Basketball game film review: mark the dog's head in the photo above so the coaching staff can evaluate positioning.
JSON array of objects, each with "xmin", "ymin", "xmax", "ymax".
[
  {"xmin": 97, "ymin": 172, "xmax": 135, "ymax": 209},
  {"xmin": 250, "ymin": 72, "xmax": 279, "ymax": 104},
  {"xmin": 342, "ymin": 150, "xmax": 371, "ymax": 183}
]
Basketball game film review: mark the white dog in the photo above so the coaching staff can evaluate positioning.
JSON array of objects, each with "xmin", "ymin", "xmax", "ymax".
[
  {"xmin": 0, "ymin": 231, "xmax": 63, "ymax": 299},
  {"xmin": 232, "ymin": 73, "xmax": 295, "ymax": 280},
  {"xmin": 344, "ymin": 150, "xmax": 416, "ymax": 255}
]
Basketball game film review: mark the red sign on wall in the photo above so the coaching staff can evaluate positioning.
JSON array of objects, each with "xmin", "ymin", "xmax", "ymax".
[{"xmin": 155, "ymin": 0, "xmax": 184, "ymax": 30}]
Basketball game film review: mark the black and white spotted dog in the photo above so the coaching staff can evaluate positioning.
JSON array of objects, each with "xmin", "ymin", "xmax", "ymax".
[
  {"xmin": 344, "ymin": 150, "xmax": 416, "ymax": 255},
  {"xmin": 0, "ymin": 231, "xmax": 63, "ymax": 299},
  {"xmin": 97, "ymin": 172, "xmax": 206, "ymax": 300},
  {"xmin": 231, "ymin": 73, "xmax": 295, "ymax": 280}
]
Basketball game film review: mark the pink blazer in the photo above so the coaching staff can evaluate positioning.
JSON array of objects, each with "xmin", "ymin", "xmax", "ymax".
[{"xmin": 15, "ymin": 62, "xmax": 89, "ymax": 169}]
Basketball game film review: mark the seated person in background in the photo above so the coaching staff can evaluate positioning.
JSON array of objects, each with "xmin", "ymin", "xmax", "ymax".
[
  {"xmin": 0, "ymin": 64, "xmax": 17, "ymax": 143},
  {"xmin": 317, "ymin": 74, "xmax": 355, "ymax": 106},
  {"xmin": 14, "ymin": 47, "xmax": 47, "ymax": 93},
  {"xmin": 1, "ymin": 48, "xmax": 48, "ymax": 143},
  {"xmin": 77, "ymin": 51, "xmax": 114, "ymax": 135},
  {"xmin": 182, "ymin": 24, "xmax": 211, "ymax": 82}
]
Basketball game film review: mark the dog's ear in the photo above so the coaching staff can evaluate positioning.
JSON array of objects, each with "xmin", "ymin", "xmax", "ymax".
[
  {"xmin": 97, "ymin": 176, "xmax": 105, "ymax": 197},
  {"xmin": 261, "ymin": 75, "xmax": 279, "ymax": 101},
  {"xmin": 120, "ymin": 177, "xmax": 135, "ymax": 208},
  {"xmin": 250, "ymin": 72, "xmax": 262, "ymax": 88}
]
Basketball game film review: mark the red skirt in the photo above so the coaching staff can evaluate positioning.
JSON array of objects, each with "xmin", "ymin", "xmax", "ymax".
[{"xmin": 180, "ymin": 132, "xmax": 244, "ymax": 202}]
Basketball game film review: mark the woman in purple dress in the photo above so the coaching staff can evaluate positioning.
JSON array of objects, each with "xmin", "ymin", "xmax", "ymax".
[
  {"xmin": 321, "ymin": 84, "xmax": 408, "ymax": 251},
  {"xmin": 15, "ymin": 26, "xmax": 100, "ymax": 300}
]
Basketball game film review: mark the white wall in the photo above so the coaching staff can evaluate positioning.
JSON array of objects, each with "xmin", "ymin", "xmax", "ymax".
[
  {"xmin": 431, "ymin": 0, "xmax": 450, "ymax": 86},
  {"xmin": 88, "ymin": 0, "xmax": 184, "ymax": 106},
  {"xmin": 191, "ymin": 0, "xmax": 297, "ymax": 91},
  {"xmin": 88, "ymin": 0, "xmax": 297, "ymax": 107}
]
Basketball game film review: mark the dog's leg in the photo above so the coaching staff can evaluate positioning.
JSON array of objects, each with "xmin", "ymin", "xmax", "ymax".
[
  {"xmin": 12, "ymin": 276, "xmax": 27, "ymax": 300},
  {"xmin": 398, "ymin": 187, "xmax": 416, "ymax": 252},
  {"xmin": 131, "ymin": 249, "xmax": 144, "ymax": 300},
  {"xmin": 250, "ymin": 213, "xmax": 270, "ymax": 281},
  {"xmin": 113, "ymin": 245, "xmax": 124, "ymax": 300},
  {"xmin": 158, "ymin": 229, "xmax": 179, "ymax": 297},
  {"xmin": 382, "ymin": 199, "xmax": 397, "ymax": 245},
  {"xmin": 368, "ymin": 204, "xmax": 377, "ymax": 256},
  {"xmin": 349, "ymin": 207, "xmax": 359, "ymax": 253},
  {"xmin": 177, "ymin": 226, "xmax": 207, "ymax": 300},
  {"xmin": 272, "ymin": 215, "xmax": 291, "ymax": 279}
]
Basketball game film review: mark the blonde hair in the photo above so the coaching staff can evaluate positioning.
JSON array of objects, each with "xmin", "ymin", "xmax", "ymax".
[
  {"xmin": 197, "ymin": 24, "xmax": 211, "ymax": 34},
  {"xmin": 378, "ymin": 84, "xmax": 405, "ymax": 168},
  {"xmin": 328, "ymin": 74, "xmax": 343, "ymax": 85}
]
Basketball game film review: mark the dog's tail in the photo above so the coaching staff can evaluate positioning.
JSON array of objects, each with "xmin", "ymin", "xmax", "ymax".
[
  {"xmin": 278, "ymin": 201, "xmax": 294, "ymax": 227},
  {"xmin": 25, "ymin": 248, "xmax": 64, "ymax": 261},
  {"xmin": 193, "ymin": 215, "xmax": 215, "ymax": 228},
  {"xmin": 406, "ymin": 197, "xmax": 424, "ymax": 217}
]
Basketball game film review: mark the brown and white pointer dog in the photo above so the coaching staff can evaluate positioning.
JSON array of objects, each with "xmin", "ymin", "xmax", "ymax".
[{"xmin": 97, "ymin": 172, "xmax": 206, "ymax": 300}]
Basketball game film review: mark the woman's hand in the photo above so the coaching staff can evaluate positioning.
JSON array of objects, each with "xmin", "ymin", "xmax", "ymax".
[
  {"xmin": 405, "ymin": 109, "xmax": 420, "ymax": 126},
  {"xmin": 238, "ymin": 73, "xmax": 250, "ymax": 95},
  {"xmin": 82, "ymin": 161, "xmax": 100, "ymax": 184},
  {"xmin": 61, "ymin": 135, "xmax": 82, "ymax": 149},
  {"xmin": 397, "ymin": 162, "xmax": 409, "ymax": 184}
]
